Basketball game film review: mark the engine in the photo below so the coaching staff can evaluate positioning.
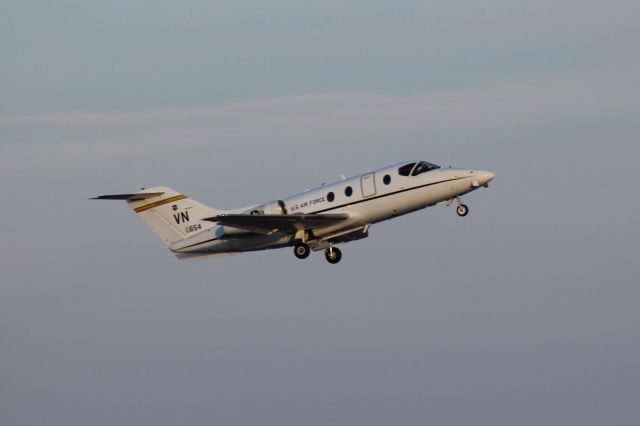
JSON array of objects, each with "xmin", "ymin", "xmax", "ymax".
[
  {"xmin": 244, "ymin": 199, "xmax": 287, "ymax": 216},
  {"xmin": 220, "ymin": 200, "xmax": 287, "ymax": 236}
]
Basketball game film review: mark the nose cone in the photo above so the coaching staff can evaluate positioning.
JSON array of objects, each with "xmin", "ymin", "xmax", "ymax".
[{"xmin": 478, "ymin": 170, "xmax": 495, "ymax": 186}]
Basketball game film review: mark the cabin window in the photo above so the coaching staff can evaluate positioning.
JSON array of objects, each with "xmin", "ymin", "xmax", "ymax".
[
  {"xmin": 327, "ymin": 192, "xmax": 335, "ymax": 202},
  {"xmin": 383, "ymin": 174, "xmax": 391, "ymax": 185},
  {"xmin": 344, "ymin": 186, "xmax": 353, "ymax": 197},
  {"xmin": 398, "ymin": 163, "xmax": 416, "ymax": 176}
]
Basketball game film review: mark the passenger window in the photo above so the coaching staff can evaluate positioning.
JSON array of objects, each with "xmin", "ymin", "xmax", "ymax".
[
  {"xmin": 383, "ymin": 174, "xmax": 391, "ymax": 185},
  {"xmin": 345, "ymin": 186, "xmax": 353, "ymax": 197},
  {"xmin": 327, "ymin": 192, "xmax": 335, "ymax": 202},
  {"xmin": 398, "ymin": 163, "xmax": 416, "ymax": 176}
]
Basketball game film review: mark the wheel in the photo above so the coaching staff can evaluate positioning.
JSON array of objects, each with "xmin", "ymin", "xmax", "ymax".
[
  {"xmin": 324, "ymin": 247, "xmax": 342, "ymax": 264},
  {"xmin": 294, "ymin": 243, "xmax": 310, "ymax": 259},
  {"xmin": 456, "ymin": 204, "xmax": 469, "ymax": 217}
]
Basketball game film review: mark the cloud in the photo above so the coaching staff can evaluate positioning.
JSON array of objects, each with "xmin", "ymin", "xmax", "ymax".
[
  {"xmin": 0, "ymin": 94, "xmax": 349, "ymax": 127},
  {"xmin": 1, "ymin": 63, "xmax": 637, "ymax": 172}
]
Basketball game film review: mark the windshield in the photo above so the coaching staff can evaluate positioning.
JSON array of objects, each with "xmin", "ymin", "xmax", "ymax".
[
  {"xmin": 398, "ymin": 163, "xmax": 416, "ymax": 176},
  {"xmin": 411, "ymin": 161, "xmax": 441, "ymax": 176}
]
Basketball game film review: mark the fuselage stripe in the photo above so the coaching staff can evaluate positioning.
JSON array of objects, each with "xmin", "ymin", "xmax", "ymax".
[
  {"xmin": 134, "ymin": 194, "xmax": 187, "ymax": 213},
  {"xmin": 309, "ymin": 176, "xmax": 467, "ymax": 214}
]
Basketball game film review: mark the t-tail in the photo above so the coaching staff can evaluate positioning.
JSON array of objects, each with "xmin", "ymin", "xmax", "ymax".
[{"xmin": 92, "ymin": 186, "xmax": 217, "ymax": 246}]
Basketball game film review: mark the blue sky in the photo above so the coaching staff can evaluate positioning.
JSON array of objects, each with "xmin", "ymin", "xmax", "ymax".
[
  {"xmin": 3, "ymin": 0, "xmax": 638, "ymax": 112},
  {"xmin": 1, "ymin": 1, "xmax": 639, "ymax": 425}
]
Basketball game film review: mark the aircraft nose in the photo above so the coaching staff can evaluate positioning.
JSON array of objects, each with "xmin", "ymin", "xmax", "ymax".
[{"xmin": 478, "ymin": 170, "xmax": 495, "ymax": 186}]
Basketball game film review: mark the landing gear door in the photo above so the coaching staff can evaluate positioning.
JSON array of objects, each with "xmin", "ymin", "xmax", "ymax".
[{"xmin": 361, "ymin": 172, "xmax": 377, "ymax": 198}]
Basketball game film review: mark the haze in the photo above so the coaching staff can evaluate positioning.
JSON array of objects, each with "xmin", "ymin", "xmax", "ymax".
[{"xmin": 1, "ymin": 1, "xmax": 639, "ymax": 425}]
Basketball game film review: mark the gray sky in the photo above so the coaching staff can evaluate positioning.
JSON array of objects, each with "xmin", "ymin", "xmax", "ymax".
[{"xmin": 1, "ymin": 1, "xmax": 639, "ymax": 425}]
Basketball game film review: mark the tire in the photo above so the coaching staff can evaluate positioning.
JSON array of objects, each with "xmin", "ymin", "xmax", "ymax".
[
  {"xmin": 324, "ymin": 247, "xmax": 342, "ymax": 264},
  {"xmin": 456, "ymin": 204, "xmax": 469, "ymax": 217},
  {"xmin": 294, "ymin": 243, "xmax": 310, "ymax": 259}
]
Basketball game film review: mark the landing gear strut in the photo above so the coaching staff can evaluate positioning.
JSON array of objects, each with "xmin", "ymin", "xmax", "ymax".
[
  {"xmin": 325, "ymin": 246, "xmax": 342, "ymax": 264},
  {"xmin": 294, "ymin": 242, "xmax": 310, "ymax": 259}
]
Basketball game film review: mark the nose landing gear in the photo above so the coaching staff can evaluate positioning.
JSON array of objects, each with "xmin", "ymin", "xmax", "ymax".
[{"xmin": 448, "ymin": 196, "xmax": 469, "ymax": 217}]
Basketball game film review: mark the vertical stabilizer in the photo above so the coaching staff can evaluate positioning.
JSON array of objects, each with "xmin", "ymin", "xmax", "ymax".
[{"xmin": 94, "ymin": 186, "xmax": 218, "ymax": 246}]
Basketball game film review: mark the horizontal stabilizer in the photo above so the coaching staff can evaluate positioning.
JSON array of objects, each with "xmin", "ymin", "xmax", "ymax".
[
  {"xmin": 91, "ymin": 192, "xmax": 165, "ymax": 201},
  {"xmin": 203, "ymin": 213, "xmax": 349, "ymax": 234}
]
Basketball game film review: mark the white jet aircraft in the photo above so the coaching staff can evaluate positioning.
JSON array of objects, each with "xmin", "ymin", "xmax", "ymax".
[{"xmin": 94, "ymin": 161, "xmax": 494, "ymax": 264}]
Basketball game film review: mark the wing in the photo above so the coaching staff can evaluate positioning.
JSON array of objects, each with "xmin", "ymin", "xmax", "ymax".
[{"xmin": 202, "ymin": 213, "xmax": 349, "ymax": 235}]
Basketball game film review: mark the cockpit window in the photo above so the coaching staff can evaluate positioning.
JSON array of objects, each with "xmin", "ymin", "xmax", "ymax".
[
  {"xmin": 411, "ymin": 161, "xmax": 441, "ymax": 176},
  {"xmin": 398, "ymin": 163, "xmax": 416, "ymax": 176}
]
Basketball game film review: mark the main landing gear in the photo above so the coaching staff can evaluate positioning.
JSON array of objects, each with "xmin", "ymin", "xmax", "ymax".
[
  {"xmin": 324, "ymin": 246, "xmax": 342, "ymax": 264},
  {"xmin": 293, "ymin": 242, "xmax": 342, "ymax": 264},
  {"xmin": 294, "ymin": 242, "xmax": 310, "ymax": 259}
]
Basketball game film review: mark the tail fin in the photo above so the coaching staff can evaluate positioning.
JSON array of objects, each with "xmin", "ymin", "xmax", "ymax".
[{"xmin": 93, "ymin": 186, "xmax": 217, "ymax": 246}]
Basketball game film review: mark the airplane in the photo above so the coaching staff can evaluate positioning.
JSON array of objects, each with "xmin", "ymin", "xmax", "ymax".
[{"xmin": 93, "ymin": 160, "xmax": 494, "ymax": 264}]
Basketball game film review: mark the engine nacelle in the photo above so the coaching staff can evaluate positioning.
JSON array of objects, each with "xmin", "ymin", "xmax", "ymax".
[
  {"xmin": 244, "ymin": 199, "xmax": 287, "ymax": 216},
  {"xmin": 220, "ymin": 200, "xmax": 287, "ymax": 235}
]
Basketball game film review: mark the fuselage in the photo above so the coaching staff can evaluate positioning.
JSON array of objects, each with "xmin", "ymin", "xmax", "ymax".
[{"xmin": 171, "ymin": 161, "xmax": 495, "ymax": 257}]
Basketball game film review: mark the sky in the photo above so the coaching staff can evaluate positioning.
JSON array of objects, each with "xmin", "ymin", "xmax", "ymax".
[{"xmin": 1, "ymin": 1, "xmax": 639, "ymax": 425}]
